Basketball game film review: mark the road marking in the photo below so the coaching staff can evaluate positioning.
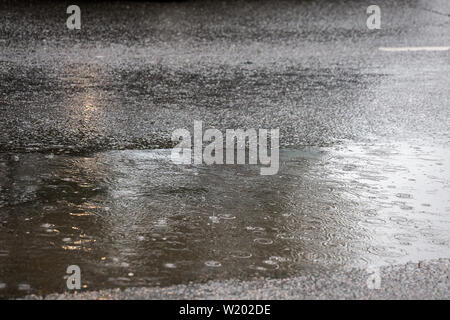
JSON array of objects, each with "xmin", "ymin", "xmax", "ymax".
[{"xmin": 379, "ymin": 46, "xmax": 450, "ymax": 52}]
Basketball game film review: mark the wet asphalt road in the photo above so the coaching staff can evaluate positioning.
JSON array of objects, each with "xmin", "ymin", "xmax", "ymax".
[
  {"xmin": 1, "ymin": 0, "xmax": 449, "ymax": 153},
  {"xmin": 24, "ymin": 258, "xmax": 450, "ymax": 300},
  {"xmin": 1, "ymin": 0, "xmax": 450, "ymax": 299}
]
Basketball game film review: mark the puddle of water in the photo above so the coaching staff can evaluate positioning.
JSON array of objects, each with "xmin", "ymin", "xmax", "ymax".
[{"xmin": 0, "ymin": 139, "xmax": 449, "ymax": 297}]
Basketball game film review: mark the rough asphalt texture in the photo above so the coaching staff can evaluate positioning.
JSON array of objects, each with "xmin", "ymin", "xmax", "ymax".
[
  {"xmin": 23, "ymin": 259, "xmax": 450, "ymax": 299},
  {"xmin": 1, "ymin": 0, "xmax": 450, "ymax": 154}
]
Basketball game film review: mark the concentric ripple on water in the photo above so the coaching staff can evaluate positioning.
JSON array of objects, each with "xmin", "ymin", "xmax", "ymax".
[{"xmin": 0, "ymin": 140, "xmax": 449, "ymax": 297}]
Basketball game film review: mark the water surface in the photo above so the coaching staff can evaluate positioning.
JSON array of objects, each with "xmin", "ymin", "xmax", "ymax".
[{"xmin": 0, "ymin": 139, "xmax": 449, "ymax": 297}]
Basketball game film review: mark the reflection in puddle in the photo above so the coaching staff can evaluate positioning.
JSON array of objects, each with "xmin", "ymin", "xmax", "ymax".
[{"xmin": 0, "ymin": 139, "xmax": 449, "ymax": 297}]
